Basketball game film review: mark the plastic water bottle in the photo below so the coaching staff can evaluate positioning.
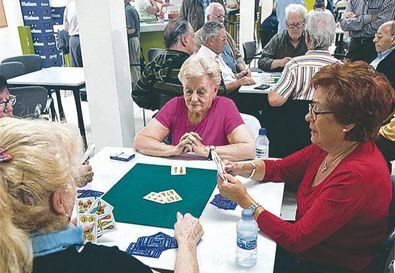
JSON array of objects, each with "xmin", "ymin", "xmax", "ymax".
[
  {"xmin": 236, "ymin": 208, "xmax": 258, "ymax": 267},
  {"xmin": 255, "ymin": 128, "xmax": 269, "ymax": 159}
]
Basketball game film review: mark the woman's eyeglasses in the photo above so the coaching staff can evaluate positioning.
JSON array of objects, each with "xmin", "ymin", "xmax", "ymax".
[
  {"xmin": 0, "ymin": 95, "xmax": 16, "ymax": 112},
  {"xmin": 308, "ymin": 103, "xmax": 333, "ymax": 121}
]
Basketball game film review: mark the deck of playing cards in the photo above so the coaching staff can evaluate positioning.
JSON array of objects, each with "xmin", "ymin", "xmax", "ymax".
[
  {"xmin": 143, "ymin": 189, "xmax": 182, "ymax": 204},
  {"xmin": 211, "ymin": 150, "xmax": 228, "ymax": 183},
  {"xmin": 76, "ymin": 196, "xmax": 116, "ymax": 243},
  {"xmin": 126, "ymin": 232, "xmax": 177, "ymax": 259},
  {"xmin": 210, "ymin": 194, "xmax": 237, "ymax": 210}
]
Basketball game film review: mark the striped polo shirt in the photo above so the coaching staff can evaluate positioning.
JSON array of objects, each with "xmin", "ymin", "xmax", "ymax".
[{"xmin": 273, "ymin": 50, "xmax": 339, "ymax": 101}]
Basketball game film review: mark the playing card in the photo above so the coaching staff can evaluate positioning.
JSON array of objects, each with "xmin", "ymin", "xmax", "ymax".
[
  {"xmin": 76, "ymin": 197, "xmax": 96, "ymax": 214},
  {"xmin": 159, "ymin": 189, "xmax": 182, "ymax": 203},
  {"xmin": 143, "ymin": 192, "xmax": 166, "ymax": 204},
  {"xmin": 89, "ymin": 198, "xmax": 114, "ymax": 215},
  {"xmin": 210, "ymin": 194, "xmax": 237, "ymax": 210},
  {"xmin": 77, "ymin": 189, "xmax": 104, "ymax": 199},
  {"xmin": 171, "ymin": 165, "xmax": 186, "ymax": 175},
  {"xmin": 97, "ymin": 212, "xmax": 116, "ymax": 235},
  {"xmin": 78, "ymin": 214, "xmax": 97, "ymax": 243},
  {"xmin": 126, "ymin": 242, "xmax": 163, "ymax": 258},
  {"xmin": 211, "ymin": 150, "xmax": 228, "ymax": 183}
]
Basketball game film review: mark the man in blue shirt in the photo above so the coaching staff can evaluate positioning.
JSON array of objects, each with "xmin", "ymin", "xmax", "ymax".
[{"xmin": 371, "ymin": 20, "xmax": 395, "ymax": 88}]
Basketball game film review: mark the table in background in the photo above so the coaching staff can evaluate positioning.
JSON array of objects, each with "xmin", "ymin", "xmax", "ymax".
[
  {"xmin": 8, "ymin": 67, "xmax": 87, "ymax": 143},
  {"xmin": 87, "ymin": 147, "xmax": 285, "ymax": 273}
]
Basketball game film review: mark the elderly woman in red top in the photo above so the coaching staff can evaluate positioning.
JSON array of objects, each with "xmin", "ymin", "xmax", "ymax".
[{"xmin": 218, "ymin": 61, "xmax": 394, "ymax": 273}]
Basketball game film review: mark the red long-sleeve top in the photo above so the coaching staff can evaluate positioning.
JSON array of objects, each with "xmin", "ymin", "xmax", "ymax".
[{"xmin": 259, "ymin": 141, "xmax": 392, "ymax": 273}]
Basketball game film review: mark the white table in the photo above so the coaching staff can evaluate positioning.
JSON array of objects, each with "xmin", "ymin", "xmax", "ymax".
[
  {"xmin": 239, "ymin": 72, "xmax": 281, "ymax": 94},
  {"xmin": 86, "ymin": 147, "xmax": 284, "ymax": 273},
  {"xmin": 8, "ymin": 67, "xmax": 86, "ymax": 143}
]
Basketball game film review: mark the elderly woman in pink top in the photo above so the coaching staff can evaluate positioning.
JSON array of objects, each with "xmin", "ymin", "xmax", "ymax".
[{"xmin": 134, "ymin": 55, "xmax": 255, "ymax": 161}]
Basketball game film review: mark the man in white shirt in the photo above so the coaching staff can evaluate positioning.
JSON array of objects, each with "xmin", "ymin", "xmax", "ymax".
[
  {"xmin": 195, "ymin": 21, "xmax": 254, "ymax": 93},
  {"xmin": 370, "ymin": 20, "xmax": 395, "ymax": 88},
  {"xmin": 63, "ymin": 0, "xmax": 82, "ymax": 67}
]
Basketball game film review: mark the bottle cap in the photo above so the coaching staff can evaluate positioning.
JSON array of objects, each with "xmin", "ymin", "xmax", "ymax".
[
  {"xmin": 241, "ymin": 208, "xmax": 254, "ymax": 220},
  {"xmin": 259, "ymin": 128, "xmax": 267, "ymax": 136}
]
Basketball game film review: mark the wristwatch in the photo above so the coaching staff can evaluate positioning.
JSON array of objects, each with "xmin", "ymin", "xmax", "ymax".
[
  {"xmin": 207, "ymin": 145, "xmax": 216, "ymax": 160},
  {"xmin": 248, "ymin": 200, "xmax": 262, "ymax": 215}
]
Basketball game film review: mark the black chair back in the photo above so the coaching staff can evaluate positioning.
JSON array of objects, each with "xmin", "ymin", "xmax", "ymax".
[
  {"xmin": 2, "ymin": 54, "xmax": 42, "ymax": 74},
  {"xmin": 0, "ymin": 62, "xmax": 25, "ymax": 79},
  {"xmin": 147, "ymin": 48, "xmax": 165, "ymax": 62},
  {"xmin": 9, "ymin": 86, "xmax": 49, "ymax": 118},
  {"xmin": 242, "ymin": 41, "xmax": 257, "ymax": 65}
]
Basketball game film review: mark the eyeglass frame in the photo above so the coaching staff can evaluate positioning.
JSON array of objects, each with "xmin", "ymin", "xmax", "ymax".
[
  {"xmin": 308, "ymin": 102, "xmax": 333, "ymax": 121},
  {"xmin": 286, "ymin": 21, "xmax": 305, "ymax": 29},
  {"xmin": 183, "ymin": 88, "xmax": 209, "ymax": 98},
  {"xmin": 0, "ymin": 95, "xmax": 16, "ymax": 112}
]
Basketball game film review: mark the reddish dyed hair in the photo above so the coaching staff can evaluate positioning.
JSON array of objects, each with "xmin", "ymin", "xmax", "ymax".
[{"xmin": 312, "ymin": 61, "xmax": 394, "ymax": 141}]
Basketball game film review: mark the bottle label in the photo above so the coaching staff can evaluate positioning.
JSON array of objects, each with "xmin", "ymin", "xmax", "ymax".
[{"xmin": 237, "ymin": 237, "xmax": 257, "ymax": 250}]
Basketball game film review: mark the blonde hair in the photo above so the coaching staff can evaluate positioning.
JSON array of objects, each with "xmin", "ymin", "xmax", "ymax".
[
  {"xmin": 0, "ymin": 118, "xmax": 84, "ymax": 273},
  {"xmin": 178, "ymin": 54, "xmax": 221, "ymax": 86}
]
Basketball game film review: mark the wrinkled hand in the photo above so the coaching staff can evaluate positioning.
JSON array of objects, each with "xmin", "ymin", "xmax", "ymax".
[
  {"xmin": 223, "ymin": 160, "xmax": 251, "ymax": 177},
  {"xmin": 70, "ymin": 217, "xmax": 94, "ymax": 232},
  {"xmin": 217, "ymin": 173, "xmax": 249, "ymax": 205},
  {"xmin": 239, "ymin": 76, "xmax": 255, "ymax": 86},
  {"xmin": 342, "ymin": 12, "xmax": 356, "ymax": 19},
  {"xmin": 280, "ymin": 57, "xmax": 291, "ymax": 67},
  {"xmin": 77, "ymin": 164, "xmax": 94, "ymax": 188},
  {"xmin": 187, "ymin": 132, "xmax": 206, "ymax": 157},
  {"xmin": 173, "ymin": 133, "xmax": 193, "ymax": 156},
  {"xmin": 174, "ymin": 212, "xmax": 204, "ymax": 247}
]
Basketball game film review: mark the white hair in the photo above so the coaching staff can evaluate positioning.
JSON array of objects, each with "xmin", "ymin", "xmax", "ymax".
[
  {"xmin": 305, "ymin": 10, "xmax": 336, "ymax": 49},
  {"xmin": 285, "ymin": 3, "xmax": 307, "ymax": 21}
]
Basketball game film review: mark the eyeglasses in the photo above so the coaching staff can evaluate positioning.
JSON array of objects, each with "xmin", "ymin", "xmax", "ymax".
[
  {"xmin": 184, "ymin": 88, "xmax": 208, "ymax": 98},
  {"xmin": 0, "ymin": 95, "xmax": 16, "ymax": 112},
  {"xmin": 286, "ymin": 22, "xmax": 305, "ymax": 29},
  {"xmin": 308, "ymin": 103, "xmax": 333, "ymax": 121},
  {"xmin": 214, "ymin": 35, "xmax": 227, "ymax": 42},
  {"xmin": 214, "ymin": 14, "xmax": 225, "ymax": 19}
]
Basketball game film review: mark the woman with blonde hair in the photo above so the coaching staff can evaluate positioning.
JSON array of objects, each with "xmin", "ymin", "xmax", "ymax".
[{"xmin": 0, "ymin": 118, "xmax": 203, "ymax": 273}]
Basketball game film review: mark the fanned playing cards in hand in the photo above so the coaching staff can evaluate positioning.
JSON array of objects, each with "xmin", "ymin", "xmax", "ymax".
[
  {"xmin": 126, "ymin": 232, "xmax": 178, "ymax": 259},
  {"xmin": 211, "ymin": 150, "xmax": 228, "ymax": 183},
  {"xmin": 143, "ymin": 189, "xmax": 182, "ymax": 204},
  {"xmin": 76, "ymin": 196, "xmax": 116, "ymax": 243}
]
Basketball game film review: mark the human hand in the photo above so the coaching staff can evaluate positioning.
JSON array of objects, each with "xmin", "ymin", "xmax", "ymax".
[
  {"xmin": 223, "ymin": 160, "xmax": 252, "ymax": 177},
  {"xmin": 342, "ymin": 12, "xmax": 356, "ymax": 19},
  {"xmin": 217, "ymin": 173, "xmax": 250, "ymax": 206},
  {"xmin": 174, "ymin": 212, "xmax": 204, "ymax": 247},
  {"xmin": 187, "ymin": 132, "xmax": 206, "ymax": 157},
  {"xmin": 280, "ymin": 57, "xmax": 291, "ymax": 67},
  {"xmin": 239, "ymin": 76, "xmax": 255, "ymax": 86},
  {"xmin": 76, "ymin": 164, "xmax": 94, "ymax": 188},
  {"xmin": 70, "ymin": 217, "xmax": 94, "ymax": 232},
  {"xmin": 173, "ymin": 133, "xmax": 193, "ymax": 156},
  {"xmin": 237, "ymin": 68, "xmax": 251, "ymax": 79}
]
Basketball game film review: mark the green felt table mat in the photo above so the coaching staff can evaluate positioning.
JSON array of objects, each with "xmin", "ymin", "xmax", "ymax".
[{"xmin": 102, "ymin": 163, "xmax": 217, "ymax": 229}]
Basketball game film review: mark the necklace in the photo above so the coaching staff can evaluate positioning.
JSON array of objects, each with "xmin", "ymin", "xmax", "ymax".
[{"xmin": 321, "ymin": 142, "xmax": 358, "ymax": 173}]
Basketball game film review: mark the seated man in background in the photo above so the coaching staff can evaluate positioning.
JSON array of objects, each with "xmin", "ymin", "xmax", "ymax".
[
  {"xmin": 194, "ymin": 3, "xmax": 248, "ymax": 75},
  {"xmin": 132, "ymin": 20, "xmax": 211, "ymax": 111},
  {"xmin": 195, "ymin": 21, "xmax": 254, "ymax": 94},
  {"xmin": 268, "ymin": 11, "xmax": 338, "ymax": 107},
  {"xmin": 258, "ymin": 4, "xmax": 308, "ymax": 72},
  {"xmin": 371, "ymin": 20, "xmax": 395, "ymax": 88},
  {"xmin": 134, "ymin": 55, "xmax": 255, "ymax": 161}
]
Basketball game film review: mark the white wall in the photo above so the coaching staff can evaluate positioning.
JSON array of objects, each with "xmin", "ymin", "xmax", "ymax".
[{"xmin": 0, "ymin": 0, "xmax": 23, "ymax": 61}]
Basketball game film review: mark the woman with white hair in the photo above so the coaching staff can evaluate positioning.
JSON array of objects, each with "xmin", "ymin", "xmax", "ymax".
[
  {"xmin": 134, "ymin": 55, "xmax": 255, "ymax": 161},
  {"xmin": 0, "ymin": 118, "xmax": 203, "ymax": 273}
]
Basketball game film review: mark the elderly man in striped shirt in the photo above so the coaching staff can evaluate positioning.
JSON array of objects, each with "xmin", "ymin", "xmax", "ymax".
[{"xmin": 268, "ymin": 11, "xmax": 339, "ymax": 107}]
